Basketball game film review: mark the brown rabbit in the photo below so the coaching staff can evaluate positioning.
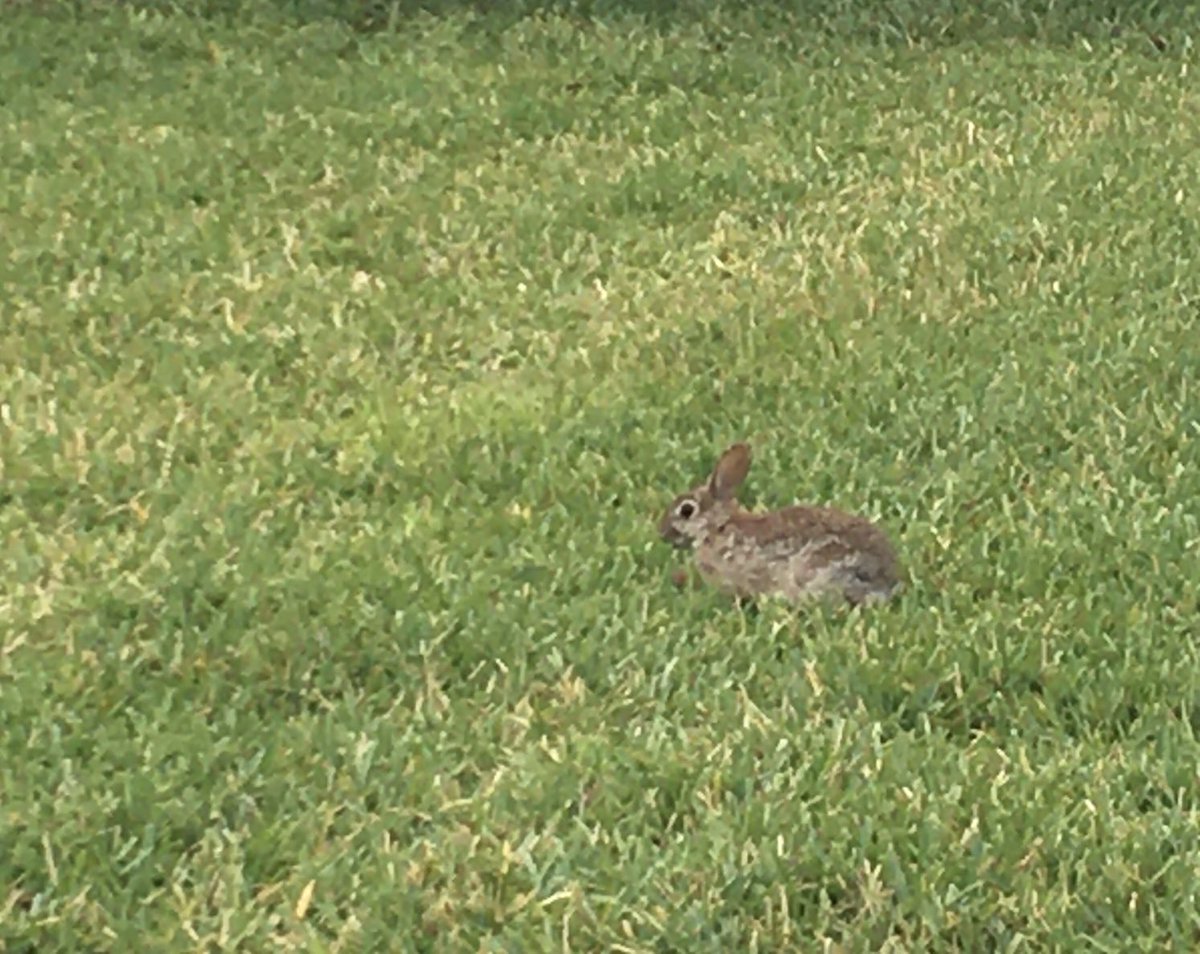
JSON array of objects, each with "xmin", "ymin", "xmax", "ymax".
[{"xmin": 659, "ymin": 442, "xmax": 904, "ymax": 606}]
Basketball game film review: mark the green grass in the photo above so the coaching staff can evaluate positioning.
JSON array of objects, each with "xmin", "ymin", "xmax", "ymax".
[{"xmin": 2, "ymin": 1, "xmax": 1199, "ymax": 949}]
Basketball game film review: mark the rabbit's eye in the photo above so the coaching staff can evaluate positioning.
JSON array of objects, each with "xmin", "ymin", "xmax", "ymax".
[{"xmin": 676, "ymin": 500, "xmax": 697, "ymax": 519}]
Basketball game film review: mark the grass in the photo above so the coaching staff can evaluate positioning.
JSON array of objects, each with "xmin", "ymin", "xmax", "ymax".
[{"xmin": 1, "ymin": 0, "xmax": 1199, "ymax": 949}]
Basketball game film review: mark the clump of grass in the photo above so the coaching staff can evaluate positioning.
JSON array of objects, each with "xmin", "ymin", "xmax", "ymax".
[{"xmin": 2, "ymin": 2, "xmax": 1198, "ymax": 949}]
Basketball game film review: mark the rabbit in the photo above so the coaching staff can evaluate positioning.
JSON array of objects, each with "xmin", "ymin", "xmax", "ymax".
[{"xmin": 659, "ymin": 442, "xmax": 905, "ymax": 606}]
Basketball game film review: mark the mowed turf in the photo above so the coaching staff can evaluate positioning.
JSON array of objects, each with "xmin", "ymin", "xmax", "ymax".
[{"xmin": 1, "ymin": 1, "xmax": 1198, "ymax": 949}]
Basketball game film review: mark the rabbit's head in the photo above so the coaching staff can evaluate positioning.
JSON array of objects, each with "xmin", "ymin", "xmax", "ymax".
[{"xmin": 659, "ymin": 443, "xmax": 751, "ymax": 549}]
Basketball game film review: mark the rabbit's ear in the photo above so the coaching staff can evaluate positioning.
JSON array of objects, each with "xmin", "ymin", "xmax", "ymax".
[{"xmin": 709, "ymin": 443, "xmax": 751, "ymax": 500}]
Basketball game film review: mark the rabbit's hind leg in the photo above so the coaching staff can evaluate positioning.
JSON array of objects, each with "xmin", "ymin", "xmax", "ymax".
[{"xmin": 840, "ymin": 566, "xmax": 901, "ymax": 607}]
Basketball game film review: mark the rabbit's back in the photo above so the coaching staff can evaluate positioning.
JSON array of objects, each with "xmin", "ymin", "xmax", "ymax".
[{"xmin": 697, "ymin": 505, "xmax": 903, "ymax": 605}]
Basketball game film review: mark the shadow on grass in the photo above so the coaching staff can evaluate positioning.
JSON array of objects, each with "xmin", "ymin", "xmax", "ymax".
[{"xmin": 13, "ymin": 0, "xmax": 1198, "ymax": 47}]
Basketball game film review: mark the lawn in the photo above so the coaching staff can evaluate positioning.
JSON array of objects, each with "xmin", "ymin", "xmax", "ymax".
[{"xmin": 1, "ymin": 0, "xmax": 1198, "ymax": 949}]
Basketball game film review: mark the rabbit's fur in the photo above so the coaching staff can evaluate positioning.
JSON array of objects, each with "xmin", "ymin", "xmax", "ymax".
[{"xmin": 659, "ymin": 442, "xmax": 904, "ymax": 606}]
